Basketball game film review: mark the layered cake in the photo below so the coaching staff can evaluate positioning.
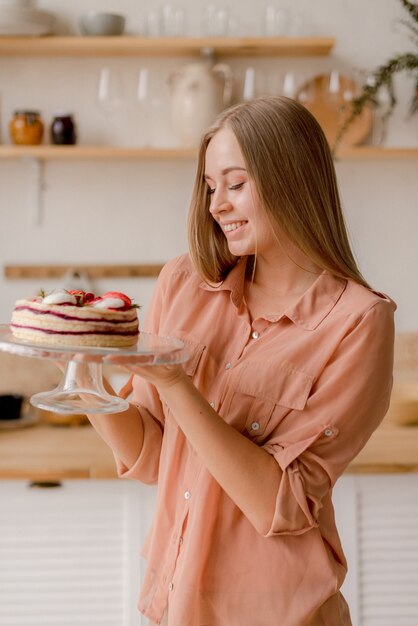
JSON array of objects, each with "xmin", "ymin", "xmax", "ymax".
[{"xmin": 11, "ymin": 289, "xmax": 139, "ymax": 348}]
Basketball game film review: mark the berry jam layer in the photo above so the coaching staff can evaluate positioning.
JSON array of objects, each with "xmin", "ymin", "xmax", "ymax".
[
  {"xmin": 10, "ymin": 323, "xmax": 138, "ymax": 336},
  {"xmin": 13, "ymin": 305, "xmax": 136, "ymax": 324}
]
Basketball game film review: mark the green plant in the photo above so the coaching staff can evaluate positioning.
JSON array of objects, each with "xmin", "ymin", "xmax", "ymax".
[{"xmin": 335, "ymin": 0, "xmax": 418, "ymax": 150}]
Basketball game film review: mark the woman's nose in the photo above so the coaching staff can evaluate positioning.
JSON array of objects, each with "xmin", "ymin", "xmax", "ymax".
[{"xmin": 209, "ymin": 196, "xmax": 232, "ymax": 216}]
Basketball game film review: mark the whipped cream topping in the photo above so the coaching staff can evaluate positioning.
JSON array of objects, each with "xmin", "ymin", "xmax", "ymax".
[
  {"xmin": 91, "ymin": 297, "xmax": 125, "ymax": 310},
  {"xmin": 42, "ymin": 290, "xmax": 77, "ymax": 305}
]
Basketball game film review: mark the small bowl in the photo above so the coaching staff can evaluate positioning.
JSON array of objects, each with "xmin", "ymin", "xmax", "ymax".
[{"xmin": 78, "ymin": 11, "xmax": 125, "ymax": 36}]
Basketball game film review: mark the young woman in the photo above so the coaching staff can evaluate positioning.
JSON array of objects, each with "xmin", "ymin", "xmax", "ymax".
[{"xmin": 90, "ymin": 96, "xmax": 396, "ymax": 626}]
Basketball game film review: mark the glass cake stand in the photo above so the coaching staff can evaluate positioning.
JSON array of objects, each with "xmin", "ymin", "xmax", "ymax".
[{"xmin": 0, "ymin": 325, "xmax": 189, "ymax": 415}]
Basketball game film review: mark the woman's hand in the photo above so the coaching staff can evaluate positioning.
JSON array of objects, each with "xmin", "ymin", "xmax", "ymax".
[{"xmin": 108, "ymin": 358, "xmax": 187, "ymax": 392}]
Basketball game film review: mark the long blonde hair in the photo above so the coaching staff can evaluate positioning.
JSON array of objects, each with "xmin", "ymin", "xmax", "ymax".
[{"xmin": 188, "ymin": 95, "xmax": 370, "ymax": 288}]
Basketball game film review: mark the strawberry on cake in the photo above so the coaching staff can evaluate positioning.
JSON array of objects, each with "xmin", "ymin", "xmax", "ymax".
[{"xmin": 11, "ymin": 289, "xmax": 139, "ymax": 348}]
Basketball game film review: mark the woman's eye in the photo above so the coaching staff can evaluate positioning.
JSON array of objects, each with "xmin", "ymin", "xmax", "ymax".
[
  {"xmin": 207, "ymin": 187, "xmax": 216, "ymax": 195},
  {"xmin": 229, "ymin": 182, "xmax": 245, "ymax": 190}
]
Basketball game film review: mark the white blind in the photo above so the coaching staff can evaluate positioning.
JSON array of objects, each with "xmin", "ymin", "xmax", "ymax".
[
  {"xmin": 0, "ymin": 481, "xmax": 130, "ymax": 626},
  {"xmin": 358, "ymin": 475, "xmax": 418, "ymax": 626}
]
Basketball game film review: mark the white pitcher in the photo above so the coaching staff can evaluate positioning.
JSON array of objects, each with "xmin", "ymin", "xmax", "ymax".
[{"xmin": 169, "ymin": 61, "xmax": 233, "ymax": 147}]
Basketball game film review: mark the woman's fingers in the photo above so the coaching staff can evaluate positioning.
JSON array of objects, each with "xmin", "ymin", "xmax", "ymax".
[{"xmin": 118, "ymin": 374, "xmax": 134, "ymax": 399}]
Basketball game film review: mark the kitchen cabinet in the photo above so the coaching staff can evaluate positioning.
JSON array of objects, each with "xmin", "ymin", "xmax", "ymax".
[
  {"xmin": 335, "ymin": 474, "xmax": 418, "ymax": 626},
  {"xmin": 0, "ymin": 479, "xmax": 156, "ymax": 626},
  {"xmin": 1, "ymin": 473, "xmax": 417, "ymax": 626},
  {"xmin": 1, "ymin": 419, "xmax": 418, "ymax": 625}
]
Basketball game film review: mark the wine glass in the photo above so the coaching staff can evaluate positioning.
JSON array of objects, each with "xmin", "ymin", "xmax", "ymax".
[
  {"xmin": 242, "ymin": 67, "xmax": 256, "ymax": 101},
  {"xmin": 296, "ymin": 74, "xmax": 316, "ymax": 106},
  {"xmin": 97, "ymin": 67, "xmax": 123, "ymax": 118},
  {"xmin": 263, "ymin": 6, "xmax": 290, "ymax": 36},
  {"xmin": 136, "ymin": 67, "xmax": 169, "ymax": 147},
  {"xmin": 281, "ymin": 71, "xmax": 297, "ymax": 99},
  {"xmin": 322, "ymin": 70, "xmax": 342, "ymax": 110}
]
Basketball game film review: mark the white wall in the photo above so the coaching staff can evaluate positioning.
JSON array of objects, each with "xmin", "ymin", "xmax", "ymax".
[{"xmin": 0, "ymin": 0, "xmax": 417, "ymax": 330}]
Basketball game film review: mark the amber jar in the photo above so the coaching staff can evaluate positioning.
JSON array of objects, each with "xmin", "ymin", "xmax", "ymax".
[
  {"xmin": 50, "ymin": 113, "xmax": 77, "ymax": 145},
  {"xmin": 9, "ymin": 110, "xmax": 44, "ymax": 145}
]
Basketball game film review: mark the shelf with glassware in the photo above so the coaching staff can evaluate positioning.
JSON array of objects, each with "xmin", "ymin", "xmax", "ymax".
[
  {"xmin": 0, "ymin": 145, "xmax": 417, "ymax": 161},
  {"xmin": 0, "ymin": 35, "xmax": 335, "ymax": 57}
]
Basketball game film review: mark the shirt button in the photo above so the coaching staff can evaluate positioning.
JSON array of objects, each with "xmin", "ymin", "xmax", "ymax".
[
  {"xmin": 210, "ymin": 401, "xmax": 215, "ymax": 408},
  {"xmin": 251, "ymin": 421, "xmax": 260, "ymax": 431},
  {"xmin": 324, "ymin": 428, "xmax": 333, "ymax": 437},
  {"xmin": 168, "ymin": 582, "xmax": 174, "ymax": 591},
  {"xmin": 251, "ymin": 331, "xmax": 260, "ymax": 339},
  {"xmin": 225, "ymin": 362, "xmax": 232, "ymax": 370},
  {"xmin": 184, "ymin": 490, "xmax": 191, "ymax": 500}
]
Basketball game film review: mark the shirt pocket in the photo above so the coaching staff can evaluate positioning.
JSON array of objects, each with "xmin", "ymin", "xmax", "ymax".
[{"xmin": 232, "ymin": 359, "xmax": 314, "ymax": 439}]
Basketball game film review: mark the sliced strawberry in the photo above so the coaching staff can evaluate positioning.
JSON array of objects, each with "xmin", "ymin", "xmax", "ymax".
[
  {"xmin": 68, "ymin": 289, "xmax": 96, "ymax": 306},
  {"xmin": 101, "ymin": 291, "xmax": 132, "ymax": 308}
]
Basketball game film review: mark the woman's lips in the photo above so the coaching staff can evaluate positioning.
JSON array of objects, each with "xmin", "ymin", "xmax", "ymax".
[{"xmin": 221, "ymin": 221, "xmax": 247, "ymax": 238}]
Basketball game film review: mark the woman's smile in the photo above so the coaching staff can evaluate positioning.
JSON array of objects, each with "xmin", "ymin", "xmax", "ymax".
[{"xmin": 221, "ymin": 220, "xmax": 247, "ymax": 235}]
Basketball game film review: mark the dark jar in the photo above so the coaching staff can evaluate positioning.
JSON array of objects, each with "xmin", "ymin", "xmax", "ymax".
[
  {"xmin": 9, "ymin": 110, "xmax": 44, "ymax": 145},
  {"xmin": 50, "ymin": 114, "xmax": 77, "ymax": 145}
]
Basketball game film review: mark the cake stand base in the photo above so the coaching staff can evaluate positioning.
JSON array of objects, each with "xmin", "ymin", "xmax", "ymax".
[{"xmin": 30, "ymin": 360, "xmax": 129, "ymax": 414}]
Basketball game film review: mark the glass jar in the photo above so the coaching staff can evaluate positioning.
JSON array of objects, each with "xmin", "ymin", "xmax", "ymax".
[
  {"xmin": 50, "ymin": 113, "xmax": 77, "ymax": 145},
  {"xmin": 9, "ymin": 110, "xmax": 44, "ymax": 145}
]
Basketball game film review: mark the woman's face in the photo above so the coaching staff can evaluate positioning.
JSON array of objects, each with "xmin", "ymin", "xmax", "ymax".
[{"xmin": 204, "ymin": 127, "xmax": 277, "ymax": 260}]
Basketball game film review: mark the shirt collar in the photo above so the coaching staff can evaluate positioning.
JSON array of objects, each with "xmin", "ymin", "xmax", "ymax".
[
  {"xmin": 199, "ymin": 258, "xmax": 347, "ymax": 331},
  {"xmin": 282, "ymin": 271, "xmax": 347, "ymax": 330},
  {"xmin": 199, "ymin": 257, "xmax": 246, "ymax": 308}
]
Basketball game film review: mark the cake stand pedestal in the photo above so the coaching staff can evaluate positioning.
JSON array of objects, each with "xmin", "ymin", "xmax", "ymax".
[{"xmin": 0, "ymin": 325, "xmax": 188, "ymax": 415}]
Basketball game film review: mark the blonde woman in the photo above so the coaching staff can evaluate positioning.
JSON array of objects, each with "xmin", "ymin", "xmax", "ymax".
[{"xmin": 91, "ymin": 96, "xmax": 395, "ymax": 625}]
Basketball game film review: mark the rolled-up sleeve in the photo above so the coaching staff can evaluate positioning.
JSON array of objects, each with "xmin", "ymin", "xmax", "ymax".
[
  {"xmin": 115, "ymin": 405, "xmax": 164, "ymax": 483},
  {"xmin": 262, "ymin": 300, "xmax": 395, "ymax": 537}
]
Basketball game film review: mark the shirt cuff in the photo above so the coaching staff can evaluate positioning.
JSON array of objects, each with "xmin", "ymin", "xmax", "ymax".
[
  {"xmin": 262, "ymin": 426, "xmax": 338, "ymax": 537},
  {"xmin": 115, "ymin": 405, "xmax": 163, "ymax": 484}
]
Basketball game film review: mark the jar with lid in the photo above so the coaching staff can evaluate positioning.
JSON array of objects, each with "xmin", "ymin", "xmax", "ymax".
[
  {"xmin": 50, "ymin": 113, "xmax": 77, "ymax": 145},
  {"xmin": 9, "ymin": 110, "xmax": 44, "ymax": 145}
]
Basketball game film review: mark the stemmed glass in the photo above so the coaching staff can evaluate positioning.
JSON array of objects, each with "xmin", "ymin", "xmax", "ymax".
[
  {"xmin": 135, "ymin": 67, "xmax": 170, "ymax": 147},
  {"xmin": 136, "ymin": 67, "xmax": 155, "ymax": 147},
  {"xmin": 281, "ymin": 71, "xmax": 297, "ymax": 99},
  {"xmin": 322, "ymin": 70, "xmax": 342, "ymax": 111},
  {"xmin": 97, "ymin": 67, "xmax": 123, "ymax": 118},
  {"xmin": 242, "ymin": 67, "xmax": 256, "ymax": 101},
  {"xmin": 296, "ymin": 74, "xmax": 316, "ymax": 106}
]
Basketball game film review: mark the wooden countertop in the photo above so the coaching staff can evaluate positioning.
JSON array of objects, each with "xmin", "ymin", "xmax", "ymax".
[
  {"xmin": 0, "ymin": 417, "xmax": 418, "ymax": 480},
  {"xmin": 0, "ymin": 421, "xmax": 117, "ymax": 480}
]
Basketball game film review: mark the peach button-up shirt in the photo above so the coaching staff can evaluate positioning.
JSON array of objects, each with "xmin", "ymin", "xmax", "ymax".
[{"xmin": 116, "ymin": 254, "xmax": 396, "ymax": 626}]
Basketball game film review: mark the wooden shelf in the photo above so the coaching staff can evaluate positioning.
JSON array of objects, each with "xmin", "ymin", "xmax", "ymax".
[
  {"xmin": 1, "ymin": 418, "xmax": 417, "ymax": 480},
  {"xmin": 0, "ymin": 35, "xmax": 335, "ymax": 57},
  {"xmin": 1, "ymin": 145, "xmax": 417, "ymax": 161},
  {"xmin": 336, "ymin": 146, "xmax": 418, "ymax": 161},
  {"xmin": 4, "ymin": 264, "xmax": 164, "ymax": 279},
  {"xmin": 0, "ymin": 145, "xmax": 197, "ymax": 160}
]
